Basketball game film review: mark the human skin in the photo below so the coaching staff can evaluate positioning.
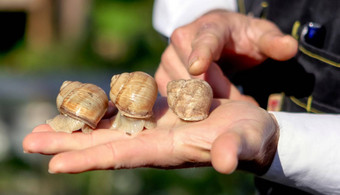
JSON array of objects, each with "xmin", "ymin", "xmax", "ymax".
[
  {"xmin": 23, "ymin": 97, "xmax": 278, "ymax": 175},
  {"xmin": 155, "ymin": 9, "xmax": 298, "ymax": 100}
]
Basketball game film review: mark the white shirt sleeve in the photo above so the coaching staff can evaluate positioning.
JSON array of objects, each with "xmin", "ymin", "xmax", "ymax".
[
  {"xmin": 262, "ymin": 112, "xmax": 340, "ymax": 194},
  {"xmin": 152, "ymin": 0, "xmax": 237, "ymax": 37}
]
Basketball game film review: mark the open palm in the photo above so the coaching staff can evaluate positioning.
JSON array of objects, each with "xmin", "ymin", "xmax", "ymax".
[{"xmin": 23, "ymin": 97, "xmax": 277, "ymax": 174}]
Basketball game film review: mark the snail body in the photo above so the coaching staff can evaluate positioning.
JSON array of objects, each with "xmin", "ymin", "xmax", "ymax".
[
  {"xmin": 167, "ymin": 79, "xmax": 213, "ymax": 121},
  {"xmin": 110, "ymin": 71, "xmax": 158, "ymax": 135},
  {"xmin": 47, "ymin": 81, "xmax": 108, "ymax": 133}
]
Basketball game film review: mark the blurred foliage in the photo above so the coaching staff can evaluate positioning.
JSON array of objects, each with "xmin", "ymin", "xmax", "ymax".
[
  {"xmin": 0, "ymin": 0, "xmax": 166, "ymax": 74},
  {"xmin": 90, "ymin": 0, "xmax": 167, "ymax": 71}
]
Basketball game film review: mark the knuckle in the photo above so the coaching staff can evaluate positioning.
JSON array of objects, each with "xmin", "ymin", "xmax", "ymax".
[
  {"xmin": 171, "ymin": 27, "xmax": 189, "ymax": 45},
  {"xmin": 154, "ymin": 68, "xmax": 163, "ymax": 83},
  {"xmin": 160, "ymin": 50, "xmax": 170, "ymax": 65},
  {"xmin": 197, "ymin": 32, "xmax": 220, "ymax": 44}
]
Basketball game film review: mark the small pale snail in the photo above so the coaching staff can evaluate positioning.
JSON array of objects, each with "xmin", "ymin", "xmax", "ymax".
[
  {"xmin": 47, "ymin": 81, "xmax": 108, "ymax": 133},
  {"xmin": 167, "ymin": 79, "xmax": 213, "ymax": 121},
  {"xmin": 110, "ymin": 71, "xmax": 158, "ymax": 135}
]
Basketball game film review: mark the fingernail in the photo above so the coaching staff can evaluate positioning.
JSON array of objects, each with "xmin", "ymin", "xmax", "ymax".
[
  {"xmin": 190, "ymin": 60, "xmax": 200, "ymax": 69},
  {"xmin": 189, "ymin": 60, "xmax": 202, "ymax": 75},
  {"xmin": 23, "ymin": 150, "xmax": 28, "ymax": 153},
  {"xmin": 48, "ymin": 169, "xmax": 56, "ymax": 174},
  {"xmin": 188, "ymin": 56, "xmax": 198, "ymax": 69}
]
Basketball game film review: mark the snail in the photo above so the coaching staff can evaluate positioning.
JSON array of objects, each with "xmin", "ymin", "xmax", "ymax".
[
  {"xmin": 47, "ymin": 81, "xmax": 108, "ymax": 133},
  {"xmin": 167, "ymin": 79, "xmax": 213, "ymax": 121},
  {"xmin": 110, "ymin": 71, "xmax": 158, "ymax": 135}
]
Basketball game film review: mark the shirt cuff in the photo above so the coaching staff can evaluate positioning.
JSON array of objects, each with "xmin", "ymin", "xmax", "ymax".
[
  {"xmin": 152, "ymin": 0, "xmax": 237, "ymax": 37},
  {"xmin": 262, "ymin": 112, "xmax": 340, "ymax": 194}
]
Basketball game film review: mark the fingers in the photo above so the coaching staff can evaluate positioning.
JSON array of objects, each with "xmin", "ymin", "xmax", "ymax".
[
  {"xmin": 23, "ymin": 97, "xmax": 173, "ymax": 155},
  {"xmin": 188, "ymin": 23, "xmax": 225, "ymax": 76},
  {"xmin": 170, "ymin": 27, "xmax": 194, "ymax": 67},
  {"xmin": 204, "ymin": 64, "xmax": 259, "ymax": 105},
  {"xmin": 169, "ymin": 11, "xmax": 298, "ymax": 78},
  {"xmin": 48, "ymin": 131, "xmax": 175, "ymax": 173},
  {"xmin": 23, "ymin": 126, "xmax": 130, "ymax": 154},
  {"xmin": 249, "ymin": 18, "xmax": 298, "ymax": 61},
  {"xmin": 170, "ymin": 19, "xmax": 226, "ymax": 76},
  {"xmin": 154, "ymin": 65, "xmax": 171, "ymax": 96},
  {"xmin": 48, "ymin": 140, "xmax": 137, "ymax": 173},
  {"xmin": 155, "ymin": 44, "xmax": 193, "ymax": 95},
  {"xmin": 47, "ymin": 120, "xmax": 216, "ymax": 174},
  {"xmin": 159, "ymin": 45, "xmax": 191, "ymax": 79},
  {"xmin": 204, "ymin": 63, "xmax": 232, "ymax": 98},
  {"xmin": 32, "ymin": 124, "xmax": 54, "ymax": 133},
  {"xmin": 258, "ymin": 32, "xmax": 298, "ymax": 61}
]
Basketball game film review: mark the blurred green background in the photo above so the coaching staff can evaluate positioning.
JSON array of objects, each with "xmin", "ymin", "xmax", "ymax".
[{"xmin": 0, "ymin": 0, "xmax": 255, "ymax": 194}]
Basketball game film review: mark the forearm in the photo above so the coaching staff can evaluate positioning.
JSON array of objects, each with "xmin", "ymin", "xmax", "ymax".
[{"xmin": 152, "ymin": 0, "xmax": 237, "ymax": 37}]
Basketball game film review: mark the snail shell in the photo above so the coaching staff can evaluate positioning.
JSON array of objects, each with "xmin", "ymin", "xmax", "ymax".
[
  {"xmin": 110, "ymin": 71, "xmax": 158, "ymax": 119},
  {"xmin": 167, "ymin": 79, "xmax": 213, "ymax": 121},
  {"xmin": 47, "ymin": 81, "xmax": 108, "ymax": 133},
  {"xmin": 109, "ymin": 71, "xmax": 158, "ymax": 135}
]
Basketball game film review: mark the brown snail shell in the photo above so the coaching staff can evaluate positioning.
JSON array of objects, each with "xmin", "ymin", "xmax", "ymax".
[
  {"xmin": 167, "ymin": 79, "xmax": 213, "ymax": 121},
  {"xmin": 109, "ymin": 71, "xmax": 158, "ymax": 135},
  {"xmin": 110, "ymin": 71, "xmax": 158, "ymax": 118},
  {"xmin": 47, "ymin": 81, "xmax": 108, "ymax": 133}
]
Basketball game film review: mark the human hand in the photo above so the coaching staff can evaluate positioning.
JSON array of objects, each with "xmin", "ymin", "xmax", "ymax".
[
  {"xmin": 155, "ymin": 9, "xmax": 297, "ymax": 98},
  {"xmin": 23, "ymin": 97, "xmax": 279, "ymax": 175}
]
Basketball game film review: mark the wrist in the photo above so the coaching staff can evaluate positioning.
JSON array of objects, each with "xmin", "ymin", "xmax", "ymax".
[{"xmin": 237, "ymin": 113, "xmax": 280, "ymax": 175}]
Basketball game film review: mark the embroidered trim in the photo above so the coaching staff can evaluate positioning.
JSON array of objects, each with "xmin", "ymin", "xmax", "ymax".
[
  {"xmin": 299, "ymin": 45, "xmax": 340, "ymax": 68},
  {"xmin": 238, "ymin": 0, "xmax": 246, "ymax": 14},
  {"xmin": 290, "ymin": 96, "xmax": 323, "ymax": 113},
  {"xmin": 260, "ymin": 1, "xmax": 268, "ymax": 19},
  {"xmin": 306, "ymin": 95, "xmax": 313, "ymax": 112},
  {"xmin": 291, "ymin": 21, "xmax": 300, "ymax": 40},
  {"xmin": 261, "ymin": 1, "xmax": 268, "ymax": 8}
]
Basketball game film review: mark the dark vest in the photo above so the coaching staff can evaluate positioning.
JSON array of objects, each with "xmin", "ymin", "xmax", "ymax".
[
  {"xmin": 226, "ymin": 0, "xmax": 340, "ymax": 194},
  {"xmin": 229, "ymin": 0, "xmax": 340, "ymax": 113}
]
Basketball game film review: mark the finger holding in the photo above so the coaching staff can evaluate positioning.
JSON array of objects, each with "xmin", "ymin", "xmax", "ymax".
[
  {"xmin": 24, "ymin": 96, "xmax": 177, "ymax": 155},
  {"xmin": 23, "ymin": 127, "xmax": 130, "ymax": 154},
  {"xmin": 48, "ymin": 131, "xmax": 176, "ymax": 173}
]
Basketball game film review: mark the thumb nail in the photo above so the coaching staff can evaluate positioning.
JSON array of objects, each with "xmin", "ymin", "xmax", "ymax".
[
  {"xmin": 188, "ymin": 56, "xmax": 198, "ymax": 69},
  {"xmin": 48, "ymin": 169, "xmax": 56, "ymax": 174},
  {"xmin": 188, "ymin": 59, "xmax": 202, "ymax": 75}
]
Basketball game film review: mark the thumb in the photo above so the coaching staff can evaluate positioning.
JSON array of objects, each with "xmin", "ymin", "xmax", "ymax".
[{"xmin": 211, "ymin": 131, "xmax": 242, "ymax": 174}]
